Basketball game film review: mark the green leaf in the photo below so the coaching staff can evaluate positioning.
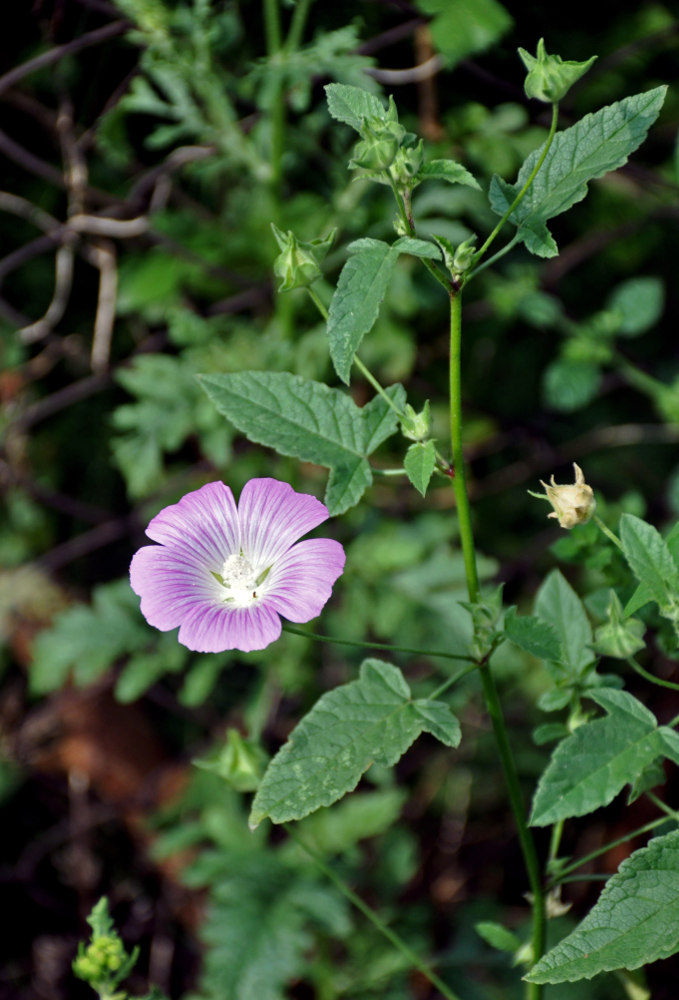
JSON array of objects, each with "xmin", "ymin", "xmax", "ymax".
[
  {"xmin": 530, "ymin": 688, "xmax": 666, "ymax": 826},
  {"xmin": 526, "ymin": 829, "xmax": 679, "ymax": 983},
  {"xmin": 489, "ymin": 87, "xmax": 667, "ymax": 257},
  {"xmin": 475, "ymin": 921, "xmax": 522, "ymax": 954},
  {"xmin": 419, "ymin": 159, "xmax": 481, "ymax": 189},
  {"xmin": 327, "ymin": 236, "xmax": 440, "ymax": 384},
  {"xmin": 404, "ymin": 441, "xmax": 437, "ymax": 496},
  {"xmin": 607, "ymin": 277, "xmax": 664, "ymax": 337},
  {"xmin": 624, "ymin": 519, "xmax": 679, "ymax": 615},
  {"xmin": 535, "ymin": 569, "xmax": 594, "ymax": 677},
  {"xmin": 504, "ymin": 607, "xmax": 562, "ymax": 661},
  {"xmin": 620, "ymin": 513, "xmax": 679, "ymax": 616},
  {"xmin": 292, "ymin": 788, "xmax": 407, "ymax": 856},
  {"xmin": 249, "ymin": 659, "xmax": 461, "ymax": 827},
  {"xmin": 198, "ymin": 854, "xmax": 350, "ymax": 1000},
  {"xmin": 417, "ymin": 0, "xmax": 512, "ymax": 67},
  {"xmin": 30, "ymin": 581, "xmax": 151, "ymax": 694},
  {"xmin": 327, "ymin": 239, "xmax": 401, "ymax": 384},
  {"xmin": 199, "ymin": 371, "xmax": 405, "ymax": 514},
  {"xmin": 324, "ymin": 83, "xmax": 387, "ymax": 132},
  {"xmin": 393, "ymin": 236, "xmax": 443, "ymax": 259},
  {"xmin": 543, "ymin": 358, "xmax": 601, "ymax": 412}
]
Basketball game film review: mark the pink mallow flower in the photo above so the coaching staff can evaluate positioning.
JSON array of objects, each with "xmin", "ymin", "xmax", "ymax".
[{"xmin": 130, "ymin": 479, "xmax": 345, "ymax": 653}]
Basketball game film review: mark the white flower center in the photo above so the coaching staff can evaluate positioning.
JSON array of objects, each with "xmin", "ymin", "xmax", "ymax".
[{"xmin": 220, "ymin": 553, "xmax": 260, "ymax": 607}]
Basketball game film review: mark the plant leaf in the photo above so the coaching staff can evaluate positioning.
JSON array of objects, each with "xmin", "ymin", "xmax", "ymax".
[
  {"xmin": 404, "ymin": 441, "xmax": 437, "ymax": 496},
  {"xmin": 534, "ymin": 569, "xmax": 594, "ymax": 677},
  {"xmin": 199, "ymin": 371, "xmax": 405, "ymax": 514},
  {"xmin": 249, "ymin": 659, "xmax": 461, "ymax": 827},
  {"xmin": 620, "ymin": 513, "xmax": 679, "ymax": 615},
  {"xmin": 324, "ymin": 83, "xmax": 387, "ymax": 132},
  {"xmin": 530, "ymin": 688, "xmax": 667, "ymax": 826},
  {"xmin": 504, "ymin": 607, "xmax": 562, "ymax": 661},
  {"xmin": 419, "ymin": 159, "xmax": 481, "ymax": 189},
  {"xmin": 489, "ymin": 87, "xmax": 667, "ymax": 258},
  {"xmin": 327, "ymin": 239, "xmax": 402, "ymax": 384},
  {"xmin": 526, "ymin": 829, "xmax": 679, "ymax": 983},
  {"xmin": 417, "ymin": 0, "xmax": 512, "ymax": 67}
]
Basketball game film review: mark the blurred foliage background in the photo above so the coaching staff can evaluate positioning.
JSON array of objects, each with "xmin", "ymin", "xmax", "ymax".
[{"xmin": 1, "ymin": 1, "xmax": 678, "ymax": 998}]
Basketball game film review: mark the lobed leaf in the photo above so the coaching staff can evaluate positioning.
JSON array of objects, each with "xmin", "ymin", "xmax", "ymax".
[
  {"xmin": 526, "ymin": 829, "xmax": 679, "ymax": 982},
  {"xmin": 489, "ymin": 87, "xmax": 667, "ymax": 257},
  {"xmin": 199, "ymin": 371, "xmax": 405, "ymax": 514},
  {"xmin": 249, "ymin": 659, "xmax": 461, "ymax": 827}
]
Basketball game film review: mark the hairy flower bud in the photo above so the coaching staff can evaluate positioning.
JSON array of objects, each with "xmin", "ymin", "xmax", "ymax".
[
  {"xmin": 518, "ymin": 39, "xmax": 596, "ymax": 104},
  {"xmin": 529, "ymin": 462, "xmax": 596, "ymax": 529}
]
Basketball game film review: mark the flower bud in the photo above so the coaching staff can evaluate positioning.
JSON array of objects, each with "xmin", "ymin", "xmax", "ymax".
[
  {"xmin": 400, "ymin": 400, "xmax": 431, "ymax": 442},
  {"xmin": 271, "ymin": 224, "xmax": 336, "ymax": 292},
  {"xmin": 390, "ymin": 137, "xmax": 424, "ymax": 187},
  {"xmin": 350, "ymin": 116, "xmax": 406, "ymax": 171},
  {"xmin": 518, "ymin": 39, "xmax": 596, "ymax": 104},
  {"xmin": 529, "ymin": 462, "xmax": 596, "ymax": 529},
  {"xmin": 193, "ymin": 728, "xmax": 266, "ymax": 792},
  {"xmin": 594, "ymin": 591, "xmax": 646, "ymax": 658}
]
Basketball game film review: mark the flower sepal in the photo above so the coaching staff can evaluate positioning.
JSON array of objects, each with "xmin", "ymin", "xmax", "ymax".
[
  {"xmin": 518, "ymin": 38, "xmax": 596, "ymax": 104},
  {"xmin": 271, "ymin": 223, "xmax": 336, "ymax": 292}
]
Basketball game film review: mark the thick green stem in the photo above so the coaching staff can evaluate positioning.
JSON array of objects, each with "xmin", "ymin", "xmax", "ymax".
[
  {"xmin": 448, "ymin": 290, "xmax": 545, "ymax": 994},
  {"xmin": 285, "ymin": 825, "xmax": 466, "ymax": 1000},
  {"xmin": 473, "ymin": 103, "xmax": 559, "ymax": 267}
]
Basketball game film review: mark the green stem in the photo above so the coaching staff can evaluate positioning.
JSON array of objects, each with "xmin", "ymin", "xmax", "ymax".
[
  {"xmin": 646, "ymin": 790, "xmax": 679, "ymax": 821},
  {"xmin": 283, "ymin": 0, "xmax": 313, "ymax": 53},
  {"xmin": 548, "ymin": 815, "xmax": 672, "ymax": 888},
  {"xmin": 465, "ymin": 232, "xmax": 520, "ymax": 282},
  {"xmin": 263, "ymin": 0, "xmax": 284, "ymax": 198},
  {"xmin": 448, "ymin": 289, "xmax": 545, "ymax": 993},
  {"xmin": 627, "ymin": 656, "xmax": 679, "ymax": 692},
  {"xmin": 386, "ymin": 170, "xmax": 452, "ymax": 294},
  {"xmin": 593, "ymin": 515, "xmax": 623, "ymax": 551},
  {"xmin": 473, "ymin": 103, "xmax": 559, "ymax": 266},
  {"xmin": 448, "ymin": 291, "xmax": 479, "ymax": 602},
  {"xmin": 281, "ymin": 623, "xmax": 476, "ymax": 664},
  {"xmin": 479, "ymin": 664, "xmax": 545, "ymax": 990},
  {"xmin": 284, "ymin": 825, "xmax": 466, "ymax": 1000},
  {"xmin": 307, "ymin": 286, "xmax": 450, "ymax": 472}
]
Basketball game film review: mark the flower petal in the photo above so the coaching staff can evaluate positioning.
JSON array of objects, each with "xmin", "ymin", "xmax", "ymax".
[
  {"xmin": 177, "ymin": 601, "xmax": 282, "ymax": 653},
  {"xmin": 261, "ymin": 538, "xmax": 345, "ymax": 622},
  {"xmin": 130, "ymin": 544, "xmax": 221, "ymax": 631},
  {"xmin": 237, "ymin": 478, "xmax": 330, "ymax": 568},
  {"xmin": 145, "ymin": 482, "xmax": 239, "ymax": 567}
]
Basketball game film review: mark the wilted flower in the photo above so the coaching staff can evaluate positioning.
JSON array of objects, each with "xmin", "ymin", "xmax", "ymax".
[
  {"xmin": 529, "ymin": 462, "xmax": 596, "ymax": 529},
  {"xmin": 130, "ymin": 479, "xmax": 345, "ymax": 653}
]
